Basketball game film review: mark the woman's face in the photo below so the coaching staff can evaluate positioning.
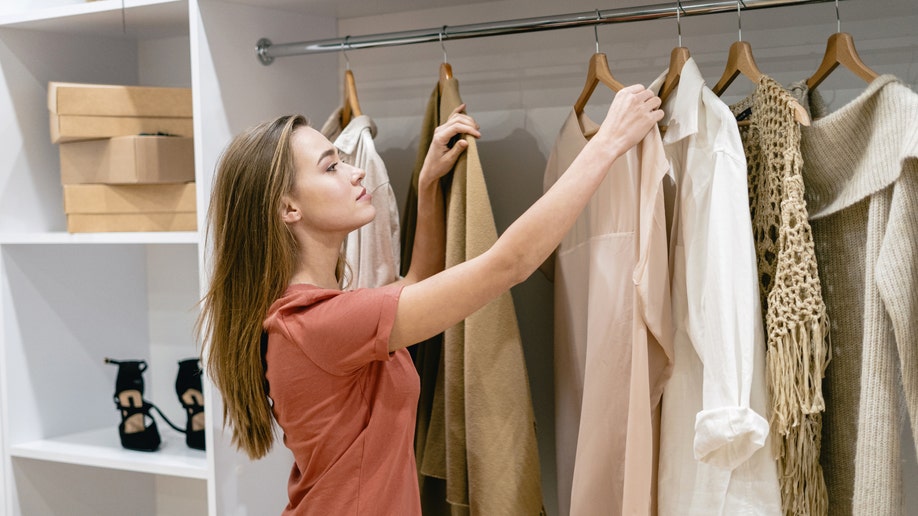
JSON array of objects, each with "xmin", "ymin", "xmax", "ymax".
[{"xmin": 283, "ymin": 126, "xmax": 375, "ymax": 237}]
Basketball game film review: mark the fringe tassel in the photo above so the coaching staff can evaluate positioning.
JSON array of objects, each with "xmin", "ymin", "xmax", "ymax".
[
  {"xmin": 775, "ymin": 416, "xmax": 828, "ymax": 516},
  {"xmin": 766, "ymin": 316, "xmax": 831, "ymax": 516}
]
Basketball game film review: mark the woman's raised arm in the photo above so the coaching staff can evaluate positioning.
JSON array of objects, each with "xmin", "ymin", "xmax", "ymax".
[
  {"xmin": 388, "ymin": 84, "xmax": 663, "ymax": 351},
  {"xmin": 397, "ymin": 105, "xmax": 480, "ymax": 287}
]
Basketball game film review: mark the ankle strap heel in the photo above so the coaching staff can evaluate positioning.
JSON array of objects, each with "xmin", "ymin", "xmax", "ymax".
[
  {"xmin": 105, "ymin": 358, "xmax": 162, "ymax": 452},
  {"xmin": 176, "ymin": 358, "xmax": 206, "ymax": 451}
]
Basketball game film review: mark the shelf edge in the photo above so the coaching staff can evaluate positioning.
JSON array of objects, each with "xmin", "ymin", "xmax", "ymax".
[
  {"xmin": 0, "ymin": 231, "xmax": 200, "ymax": 245},
  {"xmin": 10, "ymin": 434, "xmax": 208, "ymax": 480}
]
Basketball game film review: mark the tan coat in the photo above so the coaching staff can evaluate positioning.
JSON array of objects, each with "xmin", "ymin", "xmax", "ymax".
[{"xmin": 410, "ymin": 76, "xmax": 544, "ymax": 515}]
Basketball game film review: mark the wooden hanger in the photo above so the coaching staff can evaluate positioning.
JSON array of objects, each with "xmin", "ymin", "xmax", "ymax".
[
  {"xmin": 573, "ymin": 53, "xmax": 624, "ymax": 116},
  {"xmin": 438, "ymin": 61, "xmax": 453, "ymax": 92},
  {"xmin": 340, "ymin": 68, "xmax": 362, "ymax": 127},
  {"xmin": 713, "ymin": 40, "xmax": 810, "ymax": 126},
  {"xmin": 437, "ymin": 26, "xmax": 453, "ymax": 93},
  {"xmin": 659, "ymin": 46, "xmax": 690, "ymax": 104},
  {"xmin": 806, "ymin": 32, "xmax": 878, "ymax": 90},
  {"xmin": 659, "ymin": 2, "xmax": 689, "ymax": 104},
  {"xmin": 712, "ymin": 40, "xmax": 761, "ymax": 96}
]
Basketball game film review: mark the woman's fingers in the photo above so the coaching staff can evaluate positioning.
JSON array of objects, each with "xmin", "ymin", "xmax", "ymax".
[
  {"xmin": 419, "ymin": 105, "xmax": 481, "ymax": 182},
  {"xmin": 592, "ymin": 84, "xmax": 664, "ymax": 156},
  {"xmin": 433, "ymin": 112, "xmax": 481, "ymax": 145}
]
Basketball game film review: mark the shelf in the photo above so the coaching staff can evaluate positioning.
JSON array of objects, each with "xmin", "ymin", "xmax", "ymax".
[
  {"xmin": 0, "ymin": 0, "xmax": 188, "ymax": 39},
  {"xmin": 0, "ymin": 231, "xmax": 199, "ymax": 245},
  {"xmin": 10, "ymin": 426, "xmax": 207, "ymax": 479}
]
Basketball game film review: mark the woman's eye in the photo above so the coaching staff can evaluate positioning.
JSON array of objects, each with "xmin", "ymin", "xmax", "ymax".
[{"xmin": 326, "ymin": 162, "xmax": 338, "ymax": 172}]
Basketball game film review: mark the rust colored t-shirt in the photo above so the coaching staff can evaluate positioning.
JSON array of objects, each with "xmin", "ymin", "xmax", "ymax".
[{"xmin": 263, "ymin": 283, "xmax": 421, "ymax": 515}]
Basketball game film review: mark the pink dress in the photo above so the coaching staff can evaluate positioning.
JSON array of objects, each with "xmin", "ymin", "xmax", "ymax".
[{"xmin": 544, "ymin": 108, "xmax": 673, "ymax": 515}]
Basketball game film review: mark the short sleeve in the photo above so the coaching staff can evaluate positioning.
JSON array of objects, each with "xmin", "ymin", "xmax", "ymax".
[{"xmin": 274, "ymin": 283, "xmax": 403, "ymax": 375}]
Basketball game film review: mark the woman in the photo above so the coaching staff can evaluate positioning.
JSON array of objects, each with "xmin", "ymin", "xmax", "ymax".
[{"xmin": 198, "ymin": 85, "xmax": 663, "ymax": 515}]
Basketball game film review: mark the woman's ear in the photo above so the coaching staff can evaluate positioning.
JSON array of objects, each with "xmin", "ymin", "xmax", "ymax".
[{"xmin": 281, "ymin": 195, "xmax": 301, "ymax": 224}]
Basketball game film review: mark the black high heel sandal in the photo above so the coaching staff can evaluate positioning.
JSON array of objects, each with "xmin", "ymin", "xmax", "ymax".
[
  {"xmin": 104, "ymin": 358, "xmax": 162, "ymax": 452},
  {"xmin": 176, "ymin": 358, "xmax": 206, "ymax": 451},
  {"xmin": 105, "ymin": 358, "xmax": 189, "ymax": 452}
]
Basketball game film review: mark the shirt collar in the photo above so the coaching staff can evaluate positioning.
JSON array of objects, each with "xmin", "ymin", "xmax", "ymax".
[
  {"xmin": 335, "ymin": 114, "xmax": 376, "ymax": 155},
  {"xmin": 649, "ymin": 56, "xmax": 704, "ymax": 144}
]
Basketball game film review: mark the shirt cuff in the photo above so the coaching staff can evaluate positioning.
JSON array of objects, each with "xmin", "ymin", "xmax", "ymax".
[{"xmin": 693, "ymin": 406, "xmax": 769, "ymax": 470}]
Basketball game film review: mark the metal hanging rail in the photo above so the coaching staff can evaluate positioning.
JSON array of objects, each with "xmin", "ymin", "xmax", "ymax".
[{"xmin": 256, "ymin": 0, "xmax": 841, "ymax": 65}]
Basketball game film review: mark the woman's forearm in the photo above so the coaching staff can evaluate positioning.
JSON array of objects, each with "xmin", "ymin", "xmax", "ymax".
[
  {"xmin": 489, "ymin": 135, "xmax": 622, "ymax": 285},
  {"xmin": 401, "ymin": 174, "xmax": 445, "ymax": 284},
  {"xmin": 388, "ymin": 135, "xmax": 624, "ymax": 351}
]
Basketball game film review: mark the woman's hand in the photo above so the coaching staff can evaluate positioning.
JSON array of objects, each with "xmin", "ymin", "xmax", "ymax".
[
  {"xmin": 419, "ymin": 104, "xmax": 481, "ymax": 187},
  {"xmin": 401, "ymin": 106, "xmax": 477, "ymax": 286},
  {"xmin": 592, "ymin": 84, "xmax": 664, "ymax": 160}
]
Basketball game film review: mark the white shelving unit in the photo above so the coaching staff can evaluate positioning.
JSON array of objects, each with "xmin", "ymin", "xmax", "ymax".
[
  {"xmin": 1, "ymin": 0, "xmax": 915, "ymax": 515},
  {"xmin": 0, "ymin": 0, "xmax": 338, "ymax": 514},
  {"xmin": 0, "ymin": 1, "xmax": 208, "ymax": 514}
]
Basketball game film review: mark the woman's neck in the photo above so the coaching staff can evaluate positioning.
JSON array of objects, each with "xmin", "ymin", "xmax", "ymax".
[
  {"xmin": 289, "ymin": 232, "xmax": 345, "ymax": 290},
  {"xmin": 289, "ymin": 272, "xmax": 339, "ymax": 289}
]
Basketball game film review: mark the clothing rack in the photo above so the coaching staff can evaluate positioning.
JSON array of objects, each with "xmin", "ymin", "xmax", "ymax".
[{"xmin": 256, "ymin": 0, "xmax": 844, "ymax": 65}]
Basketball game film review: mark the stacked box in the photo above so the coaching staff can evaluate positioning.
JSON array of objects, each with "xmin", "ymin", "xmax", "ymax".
[
  {"xmin": 48, "ymin": 82, "xmax": 196, "ymax": 233},
  {"xmin": 48, "ymin": 82, "xmax": 193, "ymax": 143},
  {"xmin": 59, "ymin": 135, "xmax": 195, "ymax": 184},
  {"xmin": 63, "ymin": 183, "xmax": 197, "ymax": 232}
]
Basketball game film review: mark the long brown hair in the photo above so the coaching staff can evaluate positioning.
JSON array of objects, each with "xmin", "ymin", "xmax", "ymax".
[{"xmin": 197, "ymin": 115, "xmax": 307, "ymax": 459}]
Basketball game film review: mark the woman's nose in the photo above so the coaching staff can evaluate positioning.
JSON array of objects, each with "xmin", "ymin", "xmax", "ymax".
[{"xmin": 351, "ymin": 166, "xmax": 366, "ymax": 185}]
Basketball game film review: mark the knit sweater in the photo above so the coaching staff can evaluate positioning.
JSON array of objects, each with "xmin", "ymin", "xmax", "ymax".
[
  {"xmin": 730, "ymin": 76, "xmax": 831, "ymax": 516},
  {"xmin": 788, "ymin": 75, "xmax": 918, "ymax": 516}
]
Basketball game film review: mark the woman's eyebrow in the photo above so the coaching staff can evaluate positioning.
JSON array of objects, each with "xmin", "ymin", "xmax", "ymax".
[{"xmin": 317, "ymin": 148, "xmax": 335, "ymax": 165}]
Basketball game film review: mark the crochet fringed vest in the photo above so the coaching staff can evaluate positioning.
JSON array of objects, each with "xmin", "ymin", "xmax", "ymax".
[{"xmin": 731, "ymin": 76, "xmax": 831, "ymax": 516}]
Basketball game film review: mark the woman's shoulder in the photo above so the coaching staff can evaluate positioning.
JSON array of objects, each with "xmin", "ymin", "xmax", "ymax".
[
  {"xmin": 267, "ymin": 284, "xmax": 343, "ymax": 318},
  {"xmin": 267, "ymin": 283, "xmax": 402, "ymax": 320},
  {"xmin": 263, "ymin": 283, "xmax": 404, "ymax": 347}
]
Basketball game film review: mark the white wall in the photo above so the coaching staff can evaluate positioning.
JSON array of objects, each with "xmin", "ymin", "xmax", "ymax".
[{"xmin": 317, "ymin": 0, "xmax": 917, "ymax": 514}]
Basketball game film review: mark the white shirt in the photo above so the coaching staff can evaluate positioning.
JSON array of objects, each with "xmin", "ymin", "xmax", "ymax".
[
  {"xmin": 321, "ymin": 112, "xmax": 401, "ymax": 289},
  {"xmin": 650, "ymin": 58, "xmax": 781, "ymax": 515}
]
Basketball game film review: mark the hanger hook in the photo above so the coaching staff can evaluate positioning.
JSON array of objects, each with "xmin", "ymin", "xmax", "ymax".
[
  {"xmin": 440, "ymin": 26, "xmax": 448, "ymax": 63},
  {"xmin": 594, "ymin": 9, "xmax": 601, "ymax": 54},
  {"xmin": 676, "ymin": 0, "xmax": 683, "ymax": 47},
  {"xmin": 343, "ymin": 35, "xmax": 351, "ymax": 71},
  {"xmin": 835, "ymin": 0, "xmax": 841, "ymax": 33},
  {"xmin": 736, "ymin": 0, "xmax": 743, "ymax": 42}
]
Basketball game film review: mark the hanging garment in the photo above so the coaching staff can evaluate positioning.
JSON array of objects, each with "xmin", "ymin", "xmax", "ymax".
[
  {"xmin": 396, "ymin": 86, "xmax": 447, "ymax": 514},
  {"xmin": 320, "ymin": 107, "xmax": 346, "ymax": 142},
  {"xmin": 409, "ymin": 76, "xmax": 544, "ymax": 515},
  {"xmin": 320, "ymin": 111, "xmax": 401, "ymax": 288},
  {"xmin": 544, "ymin": 99, "xmax": 673, "ymax": 515},
  {"xmin": 649, "ymin": 58, "xmax": 781, "ymax": 515},
  {"xmin": 787, "ymin": 75, "xmax": 918, "ymax": 516},
  {"xmin": 728, "ymin": 76, "xmax": 831, "ymax": 516}
]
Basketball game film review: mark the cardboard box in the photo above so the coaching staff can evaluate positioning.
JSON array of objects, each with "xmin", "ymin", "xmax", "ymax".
[
  {"xmin": 48, "ymin": 82, "xmax": 193, "ymax": 143},
  {"xmin": 48, "ymin": 82, "xmax": 192, "ymax": 118},
  {"xmin": 66, "ymin": 213, "xmax": 197, "ymax": 233},
  {"xmin": 63, "ymin": 183, "xmax": 196, "ymax": 214},
  {"xmin": 51, "ymin": 115, "xmax": 194, "ymax": 143},
  {"xmin": 60, "ymin": 135, "xmax": 194, "ymax": 184}
]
